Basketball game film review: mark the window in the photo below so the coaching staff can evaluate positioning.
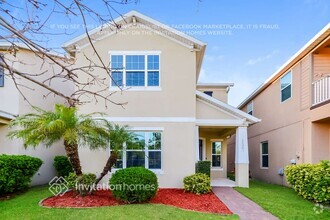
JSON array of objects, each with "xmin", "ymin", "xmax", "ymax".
[
  {"xmin": 211, "ymin": 141, "xmax": 221, "ymax": 168},
  {"xmin": 204, "ymin": 91, "xmax": 213, "ymax": 97},
  {"xmin": 110, "ymin": 55, "xmax": 123, "ymax": 87},
  {"xmin": 0, "ymin": 53, "xmax": 4, "ymax": 87},
  {"xmin": 261, "ymin": 141, "xmax": 269, "ymax": 168},
  {"xmin": 111, "ymin": 131, "xmax": 162, "ymax": 170},
  {"xmin": 247, "ymin": 102, "xmax": 253, "ymax": 115},
  {"xmin": 110, "ymin": 53, "xmax": 160, "ymax": 88},
  {"xmin": 280, "ymin": 71, "xmax": 292, "ymax": 102}
]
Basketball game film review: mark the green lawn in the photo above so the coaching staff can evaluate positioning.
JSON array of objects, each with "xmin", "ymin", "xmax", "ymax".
[
  {"xmin": 235, "ymin": 180, "xmax": 330, "ymax": 220},
  {"xmin": 0, "ymin": 186, "xmax": 238, "ymax": 220}
]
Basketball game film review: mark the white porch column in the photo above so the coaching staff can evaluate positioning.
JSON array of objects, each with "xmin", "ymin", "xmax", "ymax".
[
  {"xmin": 195, "ymin": 126, "xmax": 199, "ymax": 162},
  {"xmin": 235, "ymin": 126, "xmax": 249, "ymax": 187}
]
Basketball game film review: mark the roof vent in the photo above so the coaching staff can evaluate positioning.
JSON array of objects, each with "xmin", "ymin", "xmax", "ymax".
[{"xmin": 132, "ymin": 16, "xmax": 137, "ymax": 26}]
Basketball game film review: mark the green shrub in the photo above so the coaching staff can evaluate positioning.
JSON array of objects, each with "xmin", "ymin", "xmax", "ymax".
[
  {"xmin": 65, "ymin": 172, "xmax": 96, "ymax": 196},
  {"xmin": 285, "ymin": 160, "xmax": 330, "ymax": 203},
  {"xmin": 183, "ymin": 173, "xmax": 211, "ymax": 195},
  {"xmin": 227, "ymin": 172, "xmax": 235, "ymax": 181},
  {"xmin": 109, "ymin": 167, "xmax": 158, "ymax": 203},
  {"xmin": 0, "ymin": 154, "xmax": 43, "ymax": 195},
  {"xmin": 65, "ymin": 172, "xmax": 78, "ymax": 190},
  {"xmin": 54, "ymin": 156, "xmax": 73, "ymax": 177},
  {"xmin": 196, "ymin": 161, "xmax": 211, "ymax": 177}
]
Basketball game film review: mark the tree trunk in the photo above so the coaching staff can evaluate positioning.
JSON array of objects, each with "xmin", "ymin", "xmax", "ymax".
[
  {"xmin": 64, "ymin": 140, "xmax": 82, "ymax": 176},
  {"xmin": 95, "ymin": 151, "xmax": 117, "ymax": 184}
]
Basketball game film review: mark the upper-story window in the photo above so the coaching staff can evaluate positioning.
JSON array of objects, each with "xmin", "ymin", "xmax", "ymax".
[
  {"xmin": 280, "ymin": 71, "xmax": 292, "ymax": 102},
  {"xmin": 204, "ymin": 91, "xmax": 213, "ymax": 97},
  {"xmin": 110, "ymin": 52, "xmax": 160, "ymax": 89},
  {"xmin": 0, "ymin": 53, "xmax": 4, "ymax": 87},
  {"xmin": 247, "ymin": 101, "xmax": 253, "ymax": 115}
]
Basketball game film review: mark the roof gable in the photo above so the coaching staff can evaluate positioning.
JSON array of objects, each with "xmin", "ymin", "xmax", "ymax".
[
  {"xmin": 62, "ymin": 10, "xmax": 206, "ymax": 78},
  {"xmin": 197, "ymin": 98, "xmax": 240, "ymax": 120},
  {"xmin": 62, "ymin": 10, "xmax": 206, "ymax": 50},
  {"xmin": 196, "ymin": 90, "xmax": 260, "ymax": 124}
]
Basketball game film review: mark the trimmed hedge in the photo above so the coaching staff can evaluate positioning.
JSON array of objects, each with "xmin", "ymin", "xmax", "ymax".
[
  {"xmin": 183, "ymin": 173, "xmax": 211, "ymax": 195},
  {"xmin": 109, "ymin": 167, "xmax": 158, "ymax": 203},
  {"xmin": 0, "ymin": 154, "xmax": 43, "ymax": 195},
  {"xmin": 196, "ymin": 160, "xmax": 211, "ymax": 177},
  {"xmin": 285, "ymin": 160, "xmax": 330, "ymax": 203},
  {"xmin": 54, "ymin": 156, "xmax": 73, "ymax": 177}
]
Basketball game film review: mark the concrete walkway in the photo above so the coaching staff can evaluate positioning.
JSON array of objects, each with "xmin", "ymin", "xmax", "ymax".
[
  {"xmin": 211, "ymin": 178, "xmax": 237, "ymax": 187},
  {"xmin": 213, "ymin": 187, "xmax": 278, "ymax": 220}
]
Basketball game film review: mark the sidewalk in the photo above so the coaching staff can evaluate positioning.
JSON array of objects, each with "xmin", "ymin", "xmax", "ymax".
[{"xmin": 213, "ymin": 187, "xmax": 278, "ymax": 220}]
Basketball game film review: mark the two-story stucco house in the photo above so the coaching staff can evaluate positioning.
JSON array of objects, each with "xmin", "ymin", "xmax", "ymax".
[
  {"xmin": 228, "ymin": 23, "xmax": 330, "ymax": 185},
  {"xmin": 0, "ymin": 42, "xmax": 69, "ymax": 185},
  {"xmin": 62, "ymin": 11, "xmax": 260, "ymax": 188}
]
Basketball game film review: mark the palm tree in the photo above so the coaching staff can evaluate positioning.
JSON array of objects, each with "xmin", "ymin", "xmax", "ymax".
[
  {"xmin": 95, "ymin": 123, "xmax": 135, "ymax": 184},
  {"xmin": 8, "ymin": 104, "xmax": 109, "ymax": 176}
]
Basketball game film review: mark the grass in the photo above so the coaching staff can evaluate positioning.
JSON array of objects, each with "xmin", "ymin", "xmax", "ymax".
[
  {"xmin": 235, "ymin": 180, "xmax": 330, "ymax": 220},
  {"xmin": 0, "ymin": 186, "xmax": 238, "ymax": 220}
]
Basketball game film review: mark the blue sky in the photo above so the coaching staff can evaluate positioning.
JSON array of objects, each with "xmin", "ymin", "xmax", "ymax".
[
  {"xmin": 12, "ymin": 0, "xmax": 330, "ymax": 106},
  {"xmin": 124, "ymin": 0, "xmax": 330, "ymax": 106}
]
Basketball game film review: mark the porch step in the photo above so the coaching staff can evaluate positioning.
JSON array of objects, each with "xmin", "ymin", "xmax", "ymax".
[{"xmin": 211, "ymin": 178, "xmax": 237, "ymax": 187}]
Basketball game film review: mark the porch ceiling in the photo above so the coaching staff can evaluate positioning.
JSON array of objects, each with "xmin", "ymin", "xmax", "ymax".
[
  {"xmin": 0, "ymin": 110, "xmax": 15, "ymax": 125},
  {"xmin": 199, "ymin": 127, "xmax": 236, "ymax": 139},
  {"xmin": 0, "ymin": 117, "xmax": 11, "ymax": 125}
]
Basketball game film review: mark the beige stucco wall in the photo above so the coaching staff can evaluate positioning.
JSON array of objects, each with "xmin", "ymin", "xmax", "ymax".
[
  {"xmin": 0, "ymin": 53, "xmax": 19, "ymax": 115},
  {"xmin": 75, "ymin": 26, "xmax": 196, "ymax": 117},
  {"xmin": 196, "ymin": 99, "xmax": 237, "ymax": 120},
  {"xmin": 197, "ymin": 87, "xmax": 228, "ymax": 103},
  {"xmin": 79, "ymin": 121, "xmax": 196, "ymax": 188},
  {"xmin": 311, "ymin": 122, "xmax": 330, "ymax": 163},
  {"xmin": 0, "ymin": 49, "xmax": 71, "ymax": 185},
  {"xmin": 73, "ymin": 25, "xmax": 198, "ymax": 188}
]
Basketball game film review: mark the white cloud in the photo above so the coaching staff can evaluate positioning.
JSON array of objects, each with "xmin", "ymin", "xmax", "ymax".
[
  {"xmin": 204, "ymin": 54, "xmax": 224, "ymax": 62},
  {"xmin": 228, "ymin": 80, "xmax": 257, "ymax": 106},
  {"xmin": 198, "ymin": 68, "xmax": 207, "ymax": 82},
  {"xmin": 211, "ymin": 45, "xmax": 220, "ymax": 51},
  {"xmin": 246, "ymin": 49, "xmax": 280, "ymax": 66},
  {"xmin": 197, "ymin": 67, "xmax": 263, "ymax": 106}
]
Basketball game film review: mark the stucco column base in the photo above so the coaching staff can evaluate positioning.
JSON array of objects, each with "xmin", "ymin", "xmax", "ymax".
[{"xmin": 235, "ymin": 163, "xmax": 249, "ymax": 188}]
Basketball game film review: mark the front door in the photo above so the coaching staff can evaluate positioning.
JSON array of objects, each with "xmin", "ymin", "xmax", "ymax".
[{"xmin": 199, "ymin": 139, "xmax": 204, "ymax": 161}]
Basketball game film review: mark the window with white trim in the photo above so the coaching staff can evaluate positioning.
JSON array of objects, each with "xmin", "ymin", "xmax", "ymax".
[
  {"xmin": 111, "ymin": 131, "xmax": 162, "ymax": 170},
  {"xmin": 247, "ymin": 101, "xmax": 253, "ymax": 115},
  {"xmin": 204, "ymin": 91, "xmax": 213, "ymax": 97},
  {"xmin": 110, "ymin": 53, "xmax": 160, "ymax": 88},
  {"xmin": 261, "ymin": 141, "xmax": 269, "ymax": 168},
  {"xmin": 280, "ymin": 71, "xmax": 292, "ymax": 102},
  {"xmin": 0, "ymin": 53, "xmax": 4, "ymax": 87},
  {"xmin": 211, "ymin": 141, "xmax": 221, "ymax": 167}
]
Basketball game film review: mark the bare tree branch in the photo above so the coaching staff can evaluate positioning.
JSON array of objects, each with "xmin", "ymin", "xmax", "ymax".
[{"xmin": 0, "ymin": 0, "xmax": 137, "ymax": 107}]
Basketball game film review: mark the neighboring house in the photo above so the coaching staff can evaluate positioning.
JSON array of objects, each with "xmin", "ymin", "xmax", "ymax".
[
  {"xmin": 228, "ymin": 23, "xmax": 330, "ymax": 185},
  {"xmin": 62, "ymin": 11, "xmax": 260, "ymax": 188},
  {"xmin": 0, "ymin": 42, "xmax": 69, "ymax": 185}
]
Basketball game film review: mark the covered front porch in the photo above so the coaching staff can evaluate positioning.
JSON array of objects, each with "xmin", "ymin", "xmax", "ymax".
[
  {"xmin": 196, "ymin": 124, "xmax": 250, "ymax": 187},
  {"xmin": 195, "ymin": 91, "xmax": 260, "ymax": 187}
]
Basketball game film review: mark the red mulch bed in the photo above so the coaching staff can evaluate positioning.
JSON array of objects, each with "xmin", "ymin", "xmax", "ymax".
[
  {"xmin": 41, "ymin": 189, "xmax": 232, "ymax": 214},
  {"xmin": 151, "ymin": 189, "xmax": 232, "ymax": 214}
]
